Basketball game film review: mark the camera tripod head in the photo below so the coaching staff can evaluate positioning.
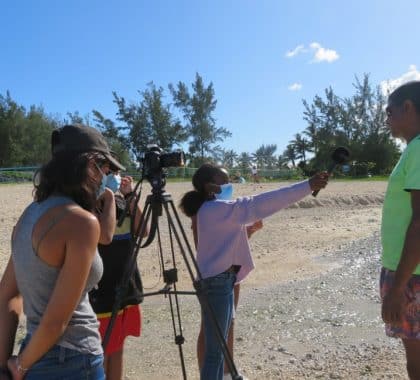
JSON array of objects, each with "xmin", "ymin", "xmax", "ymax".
[
  {"xmin": 140, "ymin": 144, "xmax": 185, "ymax": 195},
  {"xmin": 147, "ymin": 170, "xmax": 167, "ymax": 196}
]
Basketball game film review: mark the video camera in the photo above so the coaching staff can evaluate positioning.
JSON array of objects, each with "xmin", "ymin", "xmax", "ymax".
[{"xmin": 142, "ymin": 144, "xmax": 185, "ymax": 190}]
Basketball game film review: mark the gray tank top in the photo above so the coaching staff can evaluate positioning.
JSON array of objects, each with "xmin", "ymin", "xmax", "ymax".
[{"xmin": 12, "ymin": 195, "xmax": 103, "ymax": 355}]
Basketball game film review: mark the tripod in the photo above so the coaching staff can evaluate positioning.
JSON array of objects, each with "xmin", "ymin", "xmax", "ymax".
[{"xmin": 103, "ymin": 174, "xmax": 243, "ymax": 380}]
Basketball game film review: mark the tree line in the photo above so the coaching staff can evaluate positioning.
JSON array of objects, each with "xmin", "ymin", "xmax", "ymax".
[{"xmin": 0, "ymin": 73, "xmax": 400, "ymax": 176}]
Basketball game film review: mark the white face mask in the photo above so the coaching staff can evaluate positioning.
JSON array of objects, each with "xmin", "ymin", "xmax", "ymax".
[{"xmin": 214, "ymin": 183, "xmax": 233, "ymax": 200}]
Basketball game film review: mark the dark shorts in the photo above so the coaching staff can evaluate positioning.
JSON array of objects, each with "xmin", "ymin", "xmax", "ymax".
[{"xmin": 380, "ymin": 268, "xmax": 420, "ymax": 339}]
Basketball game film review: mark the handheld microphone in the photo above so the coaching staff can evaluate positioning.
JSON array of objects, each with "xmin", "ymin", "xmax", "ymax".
[{"xmin": 312, "ymin": 146, "xmax": 350, "ymax": 197}]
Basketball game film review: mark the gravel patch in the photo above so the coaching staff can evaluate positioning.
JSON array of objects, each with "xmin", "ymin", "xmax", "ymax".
[{"xmin": 125, "ymin": 233, "xmax": 407, "ymax": 380}]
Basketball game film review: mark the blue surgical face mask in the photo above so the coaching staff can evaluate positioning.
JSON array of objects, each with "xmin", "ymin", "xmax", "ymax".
[
  {"xmin": 214, "ymin": 183, "xmax": 233, "ymax": 200},
  {"xmin": 97, "ymin": 174, "xmax": 107, "ymax": 198},
  {"xmin": 95, "ymin": 163, "xmax": 108, "ymax": 198},
  {"xmin": 106, "ymin": 173, "xmax": 121, "ymax": 193}
]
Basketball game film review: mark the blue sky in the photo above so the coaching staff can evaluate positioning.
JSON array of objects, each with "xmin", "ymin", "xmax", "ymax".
[{"xmin": 1, "ymin": 0, "xmax": 420, "ymax": 156}]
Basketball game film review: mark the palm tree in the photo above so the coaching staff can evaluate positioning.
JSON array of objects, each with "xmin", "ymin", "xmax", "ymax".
[
  {"xmin": 238, "ymin": 152, "xmax": 253, "ymax": 172},
  {"xmin": 221, "ymin": 149, "xmax": 238, "ymax": 168},
  {"xmin": 277, "ymin": 154, "xmax": 289, "ymax": 169},
  {"xmin": 252, "ymin": 144, "xmax": 277, "ymax": 169},
  {"xmin": 284, "ymin": 144, "xmax": 297, "ymax": 167},
  {"xmin": 291, "ymin": 133, "xmax": 312, "ymax": 163}
]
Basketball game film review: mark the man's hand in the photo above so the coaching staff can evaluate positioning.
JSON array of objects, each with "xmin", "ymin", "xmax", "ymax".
[{"xmin": 381, "ymin": 287, "xmax": 407, "ymax": 326}]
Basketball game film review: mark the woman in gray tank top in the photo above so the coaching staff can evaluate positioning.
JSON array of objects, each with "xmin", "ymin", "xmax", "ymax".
[{"xmin": 0, "ymin": 124, "xmax": 125, "ymax": 380}]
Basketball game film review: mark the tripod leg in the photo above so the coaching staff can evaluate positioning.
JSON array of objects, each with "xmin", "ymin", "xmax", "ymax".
[
  {"xmin": 156, "ymin": 221, "xmax": 189, "ymax": 379},
  {"xmin": 167, "ymin": 291, "xmax": 188, "ymax": 379}
]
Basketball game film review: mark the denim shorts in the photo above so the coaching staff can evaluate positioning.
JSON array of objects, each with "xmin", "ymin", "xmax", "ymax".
[{"xmin": 19, "ymin": 335, "xmax": 105, "ymax": 380}]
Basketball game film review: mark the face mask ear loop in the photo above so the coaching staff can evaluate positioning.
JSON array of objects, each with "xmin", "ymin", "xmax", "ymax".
[{"xmin": 94, "ymin": 161, "xmax": 105, "ymax": 176}]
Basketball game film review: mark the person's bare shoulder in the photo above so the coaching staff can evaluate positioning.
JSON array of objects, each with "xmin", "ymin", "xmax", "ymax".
[{"xmin": 62, "ymin": 205, "xmax": 100, "ymax": 240}]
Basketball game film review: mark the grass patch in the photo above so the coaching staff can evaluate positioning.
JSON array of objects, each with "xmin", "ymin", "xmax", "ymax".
[{"xmin": 0, "ymin": 171, "xmax": 34, "ymax": 183}]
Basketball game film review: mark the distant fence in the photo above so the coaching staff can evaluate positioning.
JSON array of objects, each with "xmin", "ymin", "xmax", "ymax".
[
  {"xmin": 164, "ymin": 167, "xmax": 302, "ymax": 181},
  {"xmin": 0, "ymin": 166, "xmax": 302, "ymax": 184},
  {"xmin": 0, "ymin": 167, "xmax": 38, "ymax": 183}
]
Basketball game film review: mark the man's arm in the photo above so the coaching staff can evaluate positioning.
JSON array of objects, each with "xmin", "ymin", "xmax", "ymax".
[{"xmin": 382, "ymin": 189, "xmax": 420, "ymax": 325}]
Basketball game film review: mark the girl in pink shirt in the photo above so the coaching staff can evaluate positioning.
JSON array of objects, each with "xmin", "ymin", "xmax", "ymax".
[{"xmin": 180, "ymin": 163, "xmax": 328, "ymax": 380}]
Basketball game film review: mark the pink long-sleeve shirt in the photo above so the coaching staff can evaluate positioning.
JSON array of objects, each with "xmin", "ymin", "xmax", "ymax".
[{"xmin": 196, "ymin": 180, "xmax": 311, "ymax": 283}]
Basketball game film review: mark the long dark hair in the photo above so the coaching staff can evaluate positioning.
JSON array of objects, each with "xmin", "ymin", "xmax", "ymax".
[
  {"xmin": 34, "ymin": 151, "xmax": 99, "ymax": 211},
  {"xmin": 179, "ymin": 163, "xmax": 225, "ymax": 217},
  {"xmin": 389, "ymin": 81, "xmax": 420, "ymax": 113}
]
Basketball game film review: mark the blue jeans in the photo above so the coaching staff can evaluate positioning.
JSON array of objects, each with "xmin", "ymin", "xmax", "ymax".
[
  {"xmin": 19, "ymin": 335, "xmax": 105, "ymax": 380},
  {"xmin": 200, "ymin": 272, "xmax": 236, "ymax": 380}
]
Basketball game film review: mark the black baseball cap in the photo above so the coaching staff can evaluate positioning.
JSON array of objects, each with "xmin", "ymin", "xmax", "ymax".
[{"xmin": 51, "ymin": 124, "xmax": 126, "ymax": 171}]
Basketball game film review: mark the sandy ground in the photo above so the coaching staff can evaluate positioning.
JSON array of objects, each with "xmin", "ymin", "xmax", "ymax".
[{"xmin": 0, "ymin": 180, "xmax": 409, "ymax": 379}]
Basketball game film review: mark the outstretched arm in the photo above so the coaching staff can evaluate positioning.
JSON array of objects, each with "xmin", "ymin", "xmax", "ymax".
[{"xmin": 213, "ymin": 172, "xmax": 329, "ymax": 227}]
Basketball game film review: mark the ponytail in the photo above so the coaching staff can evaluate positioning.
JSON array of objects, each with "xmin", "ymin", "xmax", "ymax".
[{"xmin": 179, "ymin": 190, "xmax": 207, "ymax": 217}]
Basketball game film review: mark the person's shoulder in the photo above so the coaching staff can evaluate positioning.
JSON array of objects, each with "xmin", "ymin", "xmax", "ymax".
[
  {"xmin": 197, "ymin": 200, "xmax": 238, "ymax": 225},
  {"xmin": 409, "ymin": 136, "xmax": 420, "ymax": 149},
  {"xmin": 64, "ymin": 206, "xmax": 100, "ymax": 234},
  {"xmin": 404, "ymin": 137, "xmax": 420, "ymax": 160},
  {"xmin": 208, "ymin": 199, "xmax": 239, "ymax": 211},
  {"xmin": 199, "ymin": 199, "xmax": 232, "ymax": 213}
]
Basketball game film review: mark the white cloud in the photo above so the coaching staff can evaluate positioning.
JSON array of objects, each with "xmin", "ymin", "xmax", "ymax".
[
  {"xmin": 288, "ymin": 83, "xmax": 302, "ymax": 91},
  {"xmin": 380, "ymin": 65, "xmax": 420, "ymax": 95},
  {"xmin": 309, "ymin": 42, "xmax": 339, "ymax": 63},
  {"xmin": 285, "ymin": 42, "xmax": 339, "ymax": 63},
  {"xmin": 285, "ymin": 44, "xmax": 306, "ymax": 58}
]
